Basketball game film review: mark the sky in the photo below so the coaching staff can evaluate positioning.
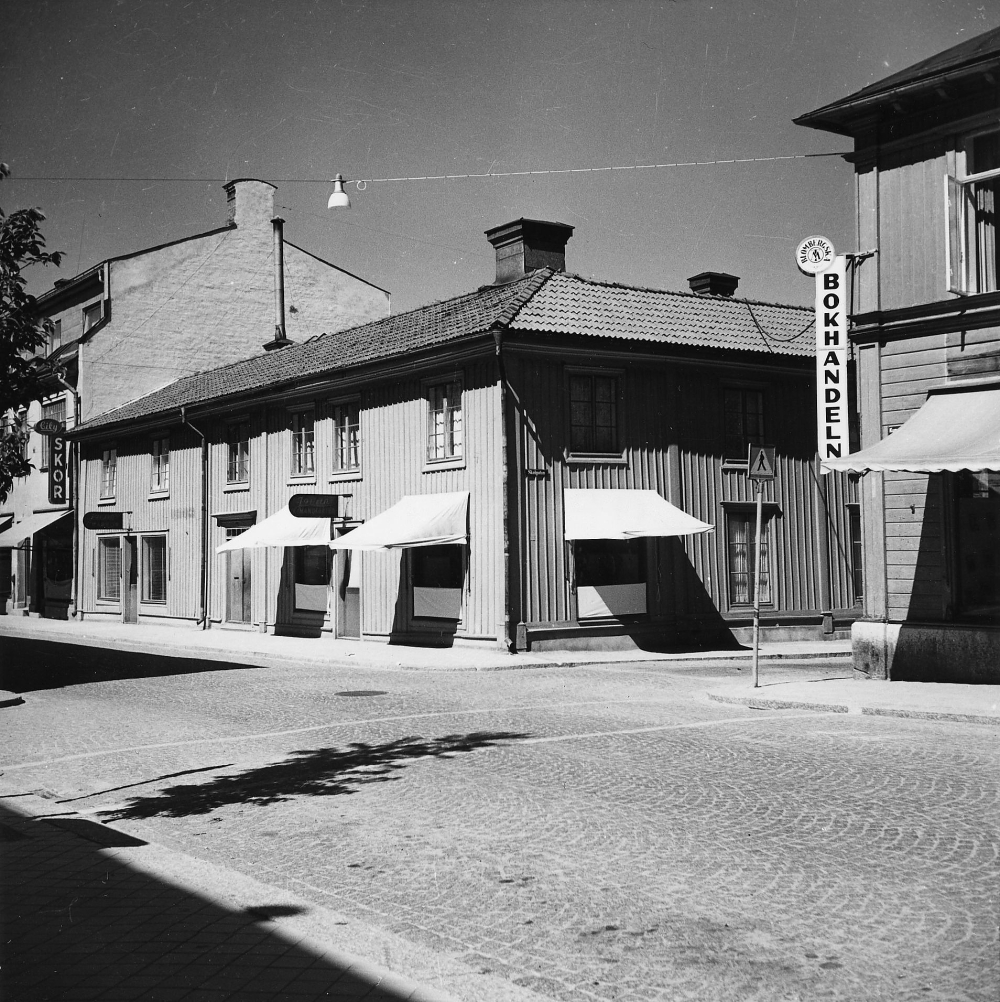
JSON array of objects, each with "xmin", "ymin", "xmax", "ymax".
[{"xmin": 3, "ymin": 0, "xmax": 998, "ymax": 313}]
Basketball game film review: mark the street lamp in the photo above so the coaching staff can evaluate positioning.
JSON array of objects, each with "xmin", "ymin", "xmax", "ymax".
[{"xmin": 327, "ymin": 174, "xmax": 351, "ymax": 209}]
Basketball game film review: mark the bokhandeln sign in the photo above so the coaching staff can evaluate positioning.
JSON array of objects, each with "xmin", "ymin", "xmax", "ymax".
[
  {"xmin": 288, "ymin": 493, "xmax": 339, "ymax": 518},
  {"xmin": 48, "ymin": 432, "xmax": 70, "ymax": 505},
  {"xmin": 816, "ymin": 256, "xmax": 848, "ymax": 470}
]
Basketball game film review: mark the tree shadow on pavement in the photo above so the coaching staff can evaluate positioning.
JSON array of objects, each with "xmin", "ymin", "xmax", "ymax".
[
  {"xmin": 102, "ymin": 731, "xmax": 530, "ymax": 820},
  {"xmin": 0, "ymin": 637, "xmax": 254, "ymax": 692}
]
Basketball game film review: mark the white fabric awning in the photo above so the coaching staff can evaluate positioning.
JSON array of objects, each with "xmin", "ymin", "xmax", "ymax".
[
  {"xmin": 0, "ymin": 510, "xmax": 72, "ymax": 548},
  {"xmin": 823, "ymin": 386, "xmax": 1000, "ymax": 473},
  {"xmin": 564, "ymin": 489, "xmax": 714, "ymax": 540},
  {"xmin": 329, "ymin": 492, "xmax": 469, "ymax": 551},
  {"xmin": 215, "ymin": 505, "xmax": 329, "ymax": 553}
]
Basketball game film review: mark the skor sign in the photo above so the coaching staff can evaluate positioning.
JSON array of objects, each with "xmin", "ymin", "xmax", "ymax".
[{"xmin": 815, "ymin": 256, "xmax": 848, "ymax": 469}]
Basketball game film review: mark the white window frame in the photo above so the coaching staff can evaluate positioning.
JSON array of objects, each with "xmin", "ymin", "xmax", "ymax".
[
  {"xmin": 97, "ymin": 535, "xmax": 122, "ymax": 603},
  {"xmin": 946, "ymin": 124, "xmax": 1000, "ymax": 296},
  {"xmin": 39, "ymin": 398, "xmax": 66, "ymax": 472},
  {"xmin": 83, "ymin": 301, "xmax": 102, "ymax": 332},
  {"xmin": 150, "ymin": 436, "xmax": 169, "ymax": 494},
  {"xmin": 226, "ymin": 419, "xmax": 251, "ymax": 485},
  {"xmin": 725, "ymin": 509, "xmax": 774, "ymax": 609},
  {"xmin": 100, "ymin": 447, "xmax": 117, "ymax": 500},
  {"xmin": 289, "ymin": 408, "xmax": 316, "ymax": 480},
  {"xmin": 140, "ymin": 534, "xmax": 168, "ymax": 605},
  {"xmin": 331, "ymin": 398, "xmax": 361, "ymax": 477},
  {"xmin": 425, "ymin": 377, "xmax": 464, "ymax": 468}
]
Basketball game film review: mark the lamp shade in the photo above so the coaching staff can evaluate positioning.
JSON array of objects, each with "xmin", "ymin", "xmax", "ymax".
[{"xmin": 327, "ymin": 173, "xmax": 351, "ymax": 209}]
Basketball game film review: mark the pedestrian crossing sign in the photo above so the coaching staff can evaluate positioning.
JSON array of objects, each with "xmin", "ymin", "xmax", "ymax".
[{"xmin": 748, "ymin": 445, "xmax": 776, "ymax": 481}]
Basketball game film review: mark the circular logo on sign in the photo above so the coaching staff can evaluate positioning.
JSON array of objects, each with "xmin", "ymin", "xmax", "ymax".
[
  {"xmin": 795, "ymin": 235, "xmax": 836, "ymax": 275},
  {"xmin": 34, "ymin": 418, "xmax": 66, "ymax": 435}
]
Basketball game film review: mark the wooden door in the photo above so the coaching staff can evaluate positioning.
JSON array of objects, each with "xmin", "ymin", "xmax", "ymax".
[
  {"xmin": 335, "ymin": 529, "xmax": 360, "ymax": 638},
  {"xmin": 227, "ymin": 547, "xmax": 252, "ymax": 624},
  {"xmin": 122, "ymin": 536, "xmax": 138, "ymax": 624}
]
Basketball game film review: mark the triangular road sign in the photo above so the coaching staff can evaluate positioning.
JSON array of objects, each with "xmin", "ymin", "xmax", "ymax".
[{"xmin": 748, "ymin": 445, "xmax": 776, "ymax": 481}]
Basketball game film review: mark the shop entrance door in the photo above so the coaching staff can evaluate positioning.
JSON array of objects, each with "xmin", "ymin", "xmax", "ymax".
[
  {"xmin": 122, "ymin": 536, "xmax": 138, "ymax": 624},
  {"xmin": 335, "ymin": 530, "xmax": 360, "ymax": 639},
  {"xmin": 226, "ymin": 528, "xmax": 252, "ymax": 624}
]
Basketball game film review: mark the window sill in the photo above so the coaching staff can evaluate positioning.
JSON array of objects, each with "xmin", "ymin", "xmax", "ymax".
[
  {"xmin": 147, "ymin": 491, "xmax": 169, "ymax": 502},
  {"xmin": 722, "ymin": 460, "xmax": 749, "ymax": 471},
  {"xmin": 329, "ymin": 470, "xmax": 362, "ymax": 483},
  {"xmin": 423, "ymin": 456, "xmax": 465, "ymax": 473},
  {"xmin": 286, "ymin": 476, "xmax": 317, "ymax": 487},
  {"xmin": 224, "ymin": 482, "xmax": 250, "ymax": 493},
  {"xmin": 565, "ymin": 452, "xmax": 627, "ymax": 466},
  {"xmin": 97, "ymin": 497, "xmax": 117, "ymax": 506}
]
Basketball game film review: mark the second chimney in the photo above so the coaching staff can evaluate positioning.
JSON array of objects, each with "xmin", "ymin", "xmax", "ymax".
[
  {"xmin": 688, "ymin": 272, "xmax": 740, "ymax": 297},
  {"xmin": 485, "ymin": 218, "xmax": 574, "ymax": 284}
]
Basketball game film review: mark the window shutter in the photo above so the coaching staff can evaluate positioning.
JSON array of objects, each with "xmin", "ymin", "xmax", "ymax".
[{"xmin": 945, "ymin": 174, "xmax": 966, "ymax": 295}]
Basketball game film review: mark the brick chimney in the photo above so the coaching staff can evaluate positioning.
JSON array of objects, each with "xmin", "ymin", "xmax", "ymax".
[
  {"xmin": 485, "ymin": 218, "xmax": 574, "ymax": 284},
  {"xmin": 688, "ymin": 272, "xmax": 740, "ymax": 297},
  {"xmin": 224, "ymin": 178, "xmax": 277, "ymax": 230}
]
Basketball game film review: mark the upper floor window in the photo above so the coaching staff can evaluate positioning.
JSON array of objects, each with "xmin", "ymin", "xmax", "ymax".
[
  {"xmin": 83, "ymin": 302, "xmax": 102, "ymax": 332},
  {"xmin": 724, "ymin": 387, "xmax": 765, "ymax": 461},
  {"xmin": 948, "ymin": 127, "xmax": 1000, "ymax": 295},
  {"xmin": 227, "ymin": 420, "xmax": 250, "ymax": 484},
  {"xmin": 48, "ymin": 319, "xmax": 62, "ymax": 355},
  {"xmin": 427, "ymin": 381, "xmax": 462, "ymax": 462},
  {"xmin": 290, "ymin": 409, "xmax": 315, "ymax": 477},
  {"xmin": 150, "ymin": 436, "xmax": 169, "ymax": 493},
  {"xmin": 333, "ymin": 401, "xmax": 360, "ymax": 472},
  {"xmin": 569, "ymin": 373, "xmax": 618, "ymax": 454},
  {"xmin": 39, "ymin": 399, "xmax": 66, "ymax": 471},
  {"xmin": 100, "ymin": 448, "xmax": 117, "ymax": 498}
]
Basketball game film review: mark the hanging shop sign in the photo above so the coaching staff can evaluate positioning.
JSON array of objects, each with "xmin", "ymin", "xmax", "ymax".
[
  {"xmin": 288, "ymin": 493, "xmax": 340, "ymax": 518},
  {"xmin": 795, "ymin": 235, "xmax": 836, "ymax": 276},
  {"xmin": 815, "ymin": 254, "xmax": 848, "ymax": 469},
  {"xmin": 34, "ymin": 418, "xmax": 66, "ymax": 436},
  {"xmin": 83, "ymin": 511, "xmax": 124, "ymax": 530},
  {"xmin": 47, "ymin": 430, "xmax": 70, "ymax": 505}
]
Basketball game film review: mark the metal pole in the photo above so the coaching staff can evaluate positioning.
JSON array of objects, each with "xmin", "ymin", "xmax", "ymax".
[{"xmin": 752, "ymin": 481, "xmax": 763, "ymax": 688}]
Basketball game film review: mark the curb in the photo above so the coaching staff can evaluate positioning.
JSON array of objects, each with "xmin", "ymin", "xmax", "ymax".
[{"xmin": 706, "ymin": 691, "xmax": 999, "ymax": 725}]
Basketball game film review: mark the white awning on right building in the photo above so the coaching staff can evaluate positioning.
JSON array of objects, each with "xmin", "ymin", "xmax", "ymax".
[{"xmin": 823, "ymin": 385, "xmax": 1000, "ymax": 474}]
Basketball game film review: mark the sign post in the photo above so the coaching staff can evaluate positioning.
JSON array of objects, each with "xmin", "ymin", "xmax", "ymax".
[{"xmin": 747, "ymin": 445, "xmax": 776, "ymax": 688}]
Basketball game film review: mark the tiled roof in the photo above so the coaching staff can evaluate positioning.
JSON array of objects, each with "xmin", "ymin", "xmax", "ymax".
[
  {"xmin": 75, "ymin": 267, "xmax": 813, "ymax": 434},
  {"xmin": 508, "ymin": 272, "xmax": 813, "ymax": 356},
  {"xmin": 77, "ymin": 271, "xmax": 547, "ymax": 432}
]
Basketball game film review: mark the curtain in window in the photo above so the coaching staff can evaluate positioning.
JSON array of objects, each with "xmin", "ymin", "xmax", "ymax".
[
  {"xmin": 143, "ymin": 537, "xmax": 167, "ymax": 603},
  {"xmin": 973, "ymin": 178, "xmax": 997, "ymax": 293},
  {"xmin": 727, "ymin": 515, "xmax": 771, "ymax": 605},
  {"xmin": 100, "ymin": 539, "xmax": 121, "ymax": 601}
]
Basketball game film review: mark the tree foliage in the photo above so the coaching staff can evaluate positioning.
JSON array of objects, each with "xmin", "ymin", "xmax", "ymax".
[{"xmin": 1, "ymin": 162, "xmax": 63, "ymax": 503}]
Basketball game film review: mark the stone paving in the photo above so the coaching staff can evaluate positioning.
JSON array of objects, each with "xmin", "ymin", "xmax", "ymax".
[{"xmin": 1, "ymin": 637, "xmax": 997, "ymax": 1002}]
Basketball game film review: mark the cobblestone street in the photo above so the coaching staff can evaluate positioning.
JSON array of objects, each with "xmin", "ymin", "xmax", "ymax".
[{"xmin": 2, "ymin": 638, "xmax": 997, "ymax": 1001}]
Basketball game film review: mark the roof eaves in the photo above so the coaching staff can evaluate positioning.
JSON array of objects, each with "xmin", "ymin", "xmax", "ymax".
[
  {"xmin": 282, "ymin": 239, "xmax": 391, "ymax": 296},
  {"xmin": 106, "ymin": 224, "xmax": 235, "ymax": 265}
]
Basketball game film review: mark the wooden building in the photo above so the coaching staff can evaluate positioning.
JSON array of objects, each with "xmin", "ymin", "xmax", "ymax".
[
  {"xmin": 797, "ymin": 27, "xmax": 1000, "ymax": 683},
  {"xmin": 0, "ymin": 179, "xmax": 389, "ymax": 620},
  {"xmin": 69, "ymin": 219, "xmax": 857, "ymax": 652}
]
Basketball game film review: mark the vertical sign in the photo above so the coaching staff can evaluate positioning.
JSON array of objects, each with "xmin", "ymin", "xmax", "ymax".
[
  {"xmin": 815, "ymin": 255, "xmax": 848, "ymax": 470},
  {"xmin": 48, "ymin": 432, "xmax": 69, "ymax": 505}
]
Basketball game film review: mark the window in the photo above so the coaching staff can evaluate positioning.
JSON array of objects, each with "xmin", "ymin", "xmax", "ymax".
[
  {"xmin": 954, "ymin": 471, "xmax": 1000, "ymax": 622},
  {"xmin": 574, "ymin": 538, "xmax": 647, "ymax": 619},
  {"xmin": 724, "ymin": 387, "xmax": 765, "ymax": 461},
  {"xmin": 427, "ymin": 381, "xmax": 463, "ymax": 461},
  {"xmin": 948, "ymin": 127, "xmax": 1000, "ymax": 295},
  {"xmin": 150, "ymin": 437, "xmax": 169, "ymax": 492},
  {"xmin": 48, "ymin": 319, "xmax": 62, "ymax": 355},
  {"xmin": 411, "ymin": 544, "xmax": 464, "ymax": 620},
  {"xmin": 848, "ymin": 504, "xmax": 864, "ymax": 607},
  {"xmin": 98, "ymin": 537, "xmax": 121, "ymax": 601},
  {"xmin": 227, "ymin": 421, "xmax": 250, "ymax": 483},
  {"xmin": 332, "ymin": 401, "xmax": 360, "ymax": 472},
  {"xmin": 569, "ymin": 373, "xmax": 618, "ymax": 454},
  {"xmin": 142, "ymin": 535, "xmax": 167, "ymax": 603},
  {"xmin": 726, "ymin": 512, "xmax": 772, "ymax": 607},
  {"xmin": 294, "ymin": 545, "xmax": 329, "ymax": 612},
  {"xmin": 83, "ymin": 302, "xmax": 102, "ymax": 332},
  {"xmin": 290, "ymin": 410, "xmax": 315, "ymax": 477},
  {"xmin": 100, "ymin": 448, "xmax": 117, "ymax": 498},
  {"xmin": 39, "ymin": 399, "xmax": 66, "ymax": 471}
]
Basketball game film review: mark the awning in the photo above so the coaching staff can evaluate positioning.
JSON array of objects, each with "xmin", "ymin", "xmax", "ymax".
[
  {"xmin": 0, "ymin": 510, "xmax": 73, "ymax": 548},
  {"xmin": 823, "ymin": 385, "xmax": 1000, "ymax": 473},
  {"xmin": 564, "ymin": 489, "xmax": 714, "ymax": 540},
  {"xmin": 216, "ymin": 505, "xmax": 330, "ymax": 553},
  {"xmin": 329, "ymin": 492, "xmax": 469, "ymax": 551}
]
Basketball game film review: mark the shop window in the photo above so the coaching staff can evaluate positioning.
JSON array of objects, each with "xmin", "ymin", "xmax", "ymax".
[
  {"xmin": 947, "ymin": 127, "xmax": 1000, "ymax": 295},
  {"xmin": 569, "ymin": 373, "xmax": 619, "ymax": 454},
  {"xmin": 574, "ymin": 538, "xmax": 647, "ymax": 619},
  {"xmin": 954, "ymin": 471, "xmax": 1000, "ymax": 621},
  {"xmin": 723, "ymin": 387, "xmax": 765, "ymax": 462},
  {"xmin": 39, "ymin": 399, "xmax": 66, "ymax": 471},
  {"xmin": 83, "ymin": 302, "xmax": 102, "ymax": 332},
  {"xmin": 227, "ymin": 420, "xmax": 250, "ymax": 484},
  {"xmin": 294, "ymin": 545, "xmax": 329, "ymax": 612},
  {"xmin": 98, "ymin": 537, "xmax": 121, "ymax": 601},
  {"xmin": 290, "ymin": 410, "xmax": 315, "ymax": 478},
  {"xmin": 142, "ymin": 535, "xmax": 167, "ymax": 604},
  {"xmin": 333, "ymin": 401, "xmax": 360, "ymax": 472},
  {"xmin": 150, "ymin": 436, "xmax": 169, "ymax": 493},
  {"xmin": 427, "ymin": 381, "xmax": 463, "ymax": 462},
  {"xmin": 726, "ymin": 511, "xmax": 772, "ymax": 607},
  {"xmin": 847, "ymin": 504, "xmax": 864, "ymax": 607},
  {"xmin": 412, "ymin": 544, "xmax": 464, "ymax": 620},
  {"xmin": 100, "ymin": 448, "xmax": 117, "ymax": 498}
]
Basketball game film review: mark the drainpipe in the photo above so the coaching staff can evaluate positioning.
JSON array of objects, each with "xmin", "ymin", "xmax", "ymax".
[
  {"xmin": 181, "ymin": 406, "xmax": 210, "ymax": 629},
  {"xmin": 52, "ymin": 366, "xmax": 80, "ymax": 618},
  {"xmin": 262, "ymin": 217, "xmax": 291, "ymax": 351}
]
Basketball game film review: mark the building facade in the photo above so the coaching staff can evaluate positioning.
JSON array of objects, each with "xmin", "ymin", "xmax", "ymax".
[
  {"xmin": 69, "ymin": 219, "xmax": 858, "ymax": 652},
  {"xmin": 797, "ymin": 27, "xmax": 1000, "ymax": 682},
  {"xmin": 0, "ymin": 179, "xmax": 390, "ymax": 619}
]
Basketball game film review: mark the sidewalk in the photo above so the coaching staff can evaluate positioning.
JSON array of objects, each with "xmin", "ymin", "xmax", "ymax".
[
  {"xmin": 707, "ymin": 676, "xmax": 1000, "ymax": 726},
  {"xmin": 0, "ymin": 614, "xmax": 851, "ymax": 678},
  {"xmin": 0, "ymin": 792, "xmax": 552, "ymax": 1002}
]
